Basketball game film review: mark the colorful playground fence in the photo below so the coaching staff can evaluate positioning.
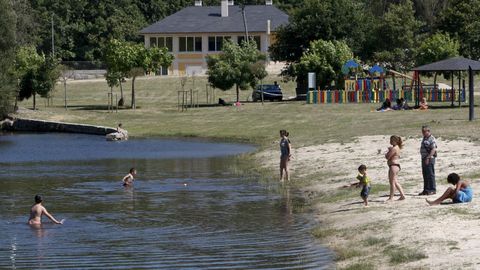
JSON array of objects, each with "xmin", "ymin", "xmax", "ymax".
[
  {"xmin": 306, "ymin": 89, "xmax": 466, "ymax": 104},
  {"xmin": 344, "ymin": 78, "xmax": 388, "ymax": 91}
]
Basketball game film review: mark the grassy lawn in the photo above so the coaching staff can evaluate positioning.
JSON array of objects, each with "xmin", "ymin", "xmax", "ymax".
[{"xmin": 17, "ymin": 74, "xmax": 480, "ymax": 150}]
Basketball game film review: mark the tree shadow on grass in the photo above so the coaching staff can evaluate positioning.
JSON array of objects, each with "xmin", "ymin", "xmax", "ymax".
[
  {"xmin": 429, "ymin": 104, "xmax": 479, "ymax": 110},
  {"xmin": 65, "ymin": 105, "xmax": 136, "ymax": 111}
]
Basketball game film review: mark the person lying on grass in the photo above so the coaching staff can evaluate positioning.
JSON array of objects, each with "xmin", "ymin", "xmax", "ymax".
[{"xmin": 426, "ymin": 173, "xmax": 473, "ymax": 206}]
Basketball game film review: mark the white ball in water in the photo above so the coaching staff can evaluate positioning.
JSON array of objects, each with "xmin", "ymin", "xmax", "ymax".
[{"xmin": 183, "ymin": 183, "xmax": 187, "ymax": 186}]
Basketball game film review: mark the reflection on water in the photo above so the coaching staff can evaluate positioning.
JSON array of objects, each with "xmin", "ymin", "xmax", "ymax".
[{"xmin": 0, "ymin": 133, "xmax": 332, "ymax": 269}]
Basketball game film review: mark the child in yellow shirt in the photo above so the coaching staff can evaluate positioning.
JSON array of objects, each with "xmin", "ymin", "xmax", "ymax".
[{"xmin": 344, "ymin": 165, "xmax": 371, "ymax": 206}]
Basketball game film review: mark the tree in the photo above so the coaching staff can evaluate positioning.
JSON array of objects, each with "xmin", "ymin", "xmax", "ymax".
[
  {"xmin": 104, "ymin": 39, "xmax": 174, "ymax": 109},
  {"xmin": 294, "ymin": 40, "xmax": 353, "ymax": 89},
  {"xmin": 206, "ymin": 40, "xmax": 267, "ymax": 102},
  {"xmin": 373, "ymin": 0, "xmax": 422, "ymax": 72},
  {"xmin": 437, "ymin": 0, "xmax": 480, "ymax": 59},
  {"xmin": 270, "ymin": 0, "xmax": 370, "ymax": 63},
  {"xmin": 16, "ymin": 47, "xmax": 60, "ymax": 110},
  {"xmin": 269, "ymin": 0, "xmax": 373, "ymax": 93},
  {"xmin": 415, "ymin": 32, "xmax": 459, "ymax": 86},
  {"xmin": 0, "ymin": 0, "xmax": 17, "ymax": 117}
]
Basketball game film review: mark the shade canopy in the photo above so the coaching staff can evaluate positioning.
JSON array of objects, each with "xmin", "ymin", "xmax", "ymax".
[
  {"xmin": 341, "ymin": 59, "xmax": 359, "ymax": 75},
  {"xmin": 369, "ymin": 65, "xmax": 384, "ymax": 75},
  {"xmin": 413, "ymin": 56, "xmax": 480, "ymax": 72}
]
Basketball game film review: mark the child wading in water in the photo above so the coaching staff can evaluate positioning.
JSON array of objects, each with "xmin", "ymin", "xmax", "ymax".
[
  {"xmin": 279, "ymin": 130, "xmax": 292, "ymax": 182},
  {"xmin": 426, "ymin": 173, "xmax": 473, "ymax": 205},
  {"xmin": 344, "ymin": 165, "xmax": 371, "ymax": 206},
  {"xmin": 122, "ymin": 168, "xmax": 137, "ymax": 186}
]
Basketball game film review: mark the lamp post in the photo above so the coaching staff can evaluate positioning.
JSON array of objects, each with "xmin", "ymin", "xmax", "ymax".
[{"xmin": 51, "ymin": 14, "xmax": 55, "ymax": 56}]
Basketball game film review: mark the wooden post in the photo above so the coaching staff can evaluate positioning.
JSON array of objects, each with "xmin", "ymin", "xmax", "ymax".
[
  {"xmin": 206, "ymin": 84, "xmax": 209, "ymax": 104},
  {"xmin": 469, "ymin": 66, "xmax": 474, "ymax": 121},
  {"xmin": 451, "ymin": 71, "xmax": 454, "ymax": 107},
  {"xmin": 458, "ymin": 71, "xmax": 461, "ymax": 107}
]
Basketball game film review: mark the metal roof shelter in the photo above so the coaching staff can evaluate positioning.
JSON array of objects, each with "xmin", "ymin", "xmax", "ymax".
[{"xmin": 412, "ymin": 57, "xmax": 480, "ymax": 121}]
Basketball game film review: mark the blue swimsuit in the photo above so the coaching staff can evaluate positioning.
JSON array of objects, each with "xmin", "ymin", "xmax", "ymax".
[{"xmin": 453, "ymin": 186, "xmax": 473, "ymax": 203}]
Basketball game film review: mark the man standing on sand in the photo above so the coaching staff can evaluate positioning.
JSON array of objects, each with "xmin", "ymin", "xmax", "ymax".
[{"xmin": 419, "ymin": 125, "xmax": 437, "ymax": 195}]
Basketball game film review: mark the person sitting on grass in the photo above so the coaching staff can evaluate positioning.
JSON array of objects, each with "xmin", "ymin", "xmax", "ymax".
[
  {"xmin": 426, "ymin": 173, "xmax": 473, "ymax": 206},
  {"xmin": 343, "ymin": 164, "xmax": 371, "ymax": 206},
  {"xmin": 419, "ymin": 97, "xmax": 429, "ymax": 110}
]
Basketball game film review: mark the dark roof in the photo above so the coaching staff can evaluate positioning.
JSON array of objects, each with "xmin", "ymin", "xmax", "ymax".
[
  {"xmin": 413, "ymin": 57, "xmax": 480, "ymax": 71},
  {"xmin": 140, "ymin": 5, "xmax": 289, "ymax": 34}
]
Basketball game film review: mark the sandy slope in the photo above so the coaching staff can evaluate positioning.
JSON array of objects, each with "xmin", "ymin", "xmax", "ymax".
[{"xmin": 257, "ymin": 135, "xmax": 480, "ymax": 269}]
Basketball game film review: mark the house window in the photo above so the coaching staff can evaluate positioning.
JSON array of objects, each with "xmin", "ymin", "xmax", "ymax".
[
  {"xmin": 150, "ymin": 37, "xmax": 157, "ymax": 47},
  {"xmin": 179, "ymin": 36, "xmax": 202, "ymax": 52},
  {"xmin": 208, "ymin": 36, "xmax": 231, "ymax": 51},
  {"xmin": 238, "ymin": 35, "xmax": 261, "ymax": 50},
  {"xmin": 157, "ymin": 37, "xmax": 173, "ymax": 51},
  {"xmin": 150, "ymin": 37, "xmax": 172, "ymax": 51},
  {"xmin": 156, "ymin": 65, "xmax": 168, "ymax": 76}
]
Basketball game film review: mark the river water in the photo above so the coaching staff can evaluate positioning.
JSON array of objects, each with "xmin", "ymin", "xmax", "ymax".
[{"xmin": 0, "ymin": 133, "xmax": 332, "ymax": 269}]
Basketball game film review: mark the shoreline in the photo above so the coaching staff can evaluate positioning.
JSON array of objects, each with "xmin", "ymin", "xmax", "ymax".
[
  {"xmin": 1, "ymin": 116, "xmax": 116, "ymax": 135},
  {"xmin": 257, "ymin": 135, "xmax": 480, "ymax": 269},
  {"xmin": 8, "ymin": 105, "xmax": 480, "ymax": 269}
]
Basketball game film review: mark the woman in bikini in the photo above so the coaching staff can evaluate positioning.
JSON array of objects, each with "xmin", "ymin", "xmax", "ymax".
[{"xmin": 385, "ymin": 135, "xmax": 406, "ymax": 201}]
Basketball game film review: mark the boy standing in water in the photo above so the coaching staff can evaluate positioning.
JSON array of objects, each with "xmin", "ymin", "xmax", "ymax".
[
  {"xmin": 122, "ymin": 168, "xmax": 137, "ymax": 186},
  {"xmin": 344, "ymin": 165, "xmax": 371, "ymax": 206},
  {"xmin": 28, "ymin": 195, "xmax": 64, "ymax": 225},
  {"xmin": 279, "ymin": 130, "xmax": 292, "ymax": 182}
]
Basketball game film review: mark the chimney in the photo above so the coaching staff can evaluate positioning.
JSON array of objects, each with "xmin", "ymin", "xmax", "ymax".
[
  {"xmin": 266, "ymin": 0, "xmax": 273, "ymax": 5},
  {"xmin": 194, "ymin": 0, "xmax": 202, "ymax": 6},
  {"xmin": 228, "ymin": 0, "xmax": 234, "ymax": 5},
  {"xmin": 221, "ymin": 0, "xmax": 228, "ymax": 17}
]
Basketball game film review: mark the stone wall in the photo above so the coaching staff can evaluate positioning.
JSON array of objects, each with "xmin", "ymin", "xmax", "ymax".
[{"xmin": 2, "ymin": 118, "xmax": 116, "ymax": 135}]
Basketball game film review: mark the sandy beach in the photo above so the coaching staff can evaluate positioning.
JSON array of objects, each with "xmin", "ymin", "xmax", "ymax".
[{"xmin": 257, "ymin": 135, "xmax": 480, "ymax": 269}]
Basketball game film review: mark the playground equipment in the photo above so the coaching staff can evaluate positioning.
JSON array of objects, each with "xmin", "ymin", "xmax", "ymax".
[
  {"xmin": 107, "ymin": 91, "xmax": 118, "ymax": 113},
  {"xmin": 306, "ymin": 60, "xmax": 466, "ymax": 105},
  {"xmin": 177, "ymin": 89, "xmax": 199, "ymax": 111},
  {"xmin": 205, "ymin": 84, "xmax": 216, "ymax": 104}
]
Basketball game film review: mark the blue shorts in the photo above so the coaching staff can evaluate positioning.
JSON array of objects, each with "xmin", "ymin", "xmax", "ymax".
[
  {"xmin": 453, "ymin": 187, "xmax": 473, "ymax": 203},
  {"xmin": 361, "ymin": 185, "xmax": 371, "ymax": 198}
]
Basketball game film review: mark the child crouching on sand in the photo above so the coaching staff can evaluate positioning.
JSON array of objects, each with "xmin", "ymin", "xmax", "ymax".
[
  {"xmin": 343, "ymin": 165, "xmax": 371, "ymax": 206},
  {"xmin": 426, "ymin": 173, "xmax": 473, "ymax": 205}
]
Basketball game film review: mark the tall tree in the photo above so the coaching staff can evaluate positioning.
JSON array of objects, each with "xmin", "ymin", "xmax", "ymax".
[
  {"xmin": 270, "ymin": 0, "xmax": 371, "ymax": 93},
  {"xmin": 0, "ymin": 0, "xmax": 17, "ymax": 117},
  {"xmin": 206, "ymin": 40, "xmax": 267, "ymax": 102},
  {"xmin": 16, "ymin": 47, "xmax": 60, "ymax": 110},
  {"xmin": 415, "ymin": 32, "xmax": 459, "ymax": 86},
  {"xmin": 373, "ymin": 0, "xmax": 422, "ymax": 71},
  {"xmin": 104, "ymin": 39, "xmax": 174, "ymax": 109},
  {"xmin": 271, "ymin": 0, "xmax": 369, "ymax": 64},
  {"xmin": 437, "ymin": 0, "xmax": 480, "ymax": 59},
  {"xmin": 294, "ymin": 40, "xmax": 353, "ymax": 89},
  {"xmin": 12, "ymin": 0, "xmax": 39, "ymax": 47}
]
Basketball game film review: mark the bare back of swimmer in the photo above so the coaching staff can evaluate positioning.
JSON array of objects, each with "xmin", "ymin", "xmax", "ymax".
[{"xmin": 28, "ymin": 195, "xmax": 64, "ymax": 225}]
